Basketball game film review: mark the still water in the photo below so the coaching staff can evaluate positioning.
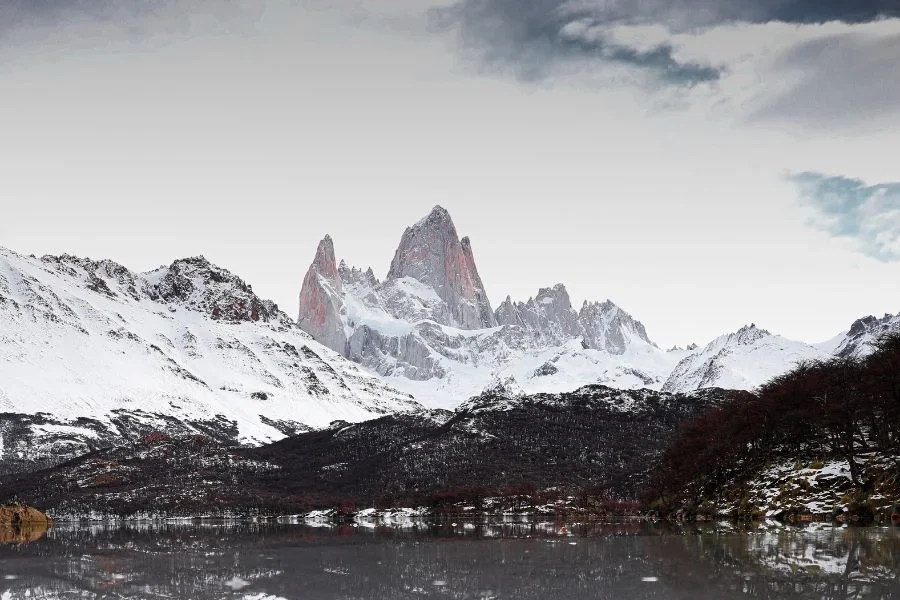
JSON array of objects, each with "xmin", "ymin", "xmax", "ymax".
[{"xmin": 1, "ymin": 521, "xmax": 899, "ymax": 599}]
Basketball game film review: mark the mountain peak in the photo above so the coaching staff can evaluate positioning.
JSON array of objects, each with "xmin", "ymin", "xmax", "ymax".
[
  {"xmin": 310, "ymin": 235, "xmax": 340, "ymax": 291},
  {"xmin": 298, "ymin": 236, "xmax": 347, "ymax": 351},
  {"xmin": 719, "ymin": 323, "xmax": 770, "ymax": 347},
  {"xmin": 387, "ymin": 207, "xmax": 496, "ymax": 330},
  {"xmin": 417, "ymin": 205, "xmax": 451, "ymax": 225}
]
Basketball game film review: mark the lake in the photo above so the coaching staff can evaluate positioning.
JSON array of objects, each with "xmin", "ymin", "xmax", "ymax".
[{"xmin": 1, "ymin": 521, "xmax": 899, "ymax": 599}]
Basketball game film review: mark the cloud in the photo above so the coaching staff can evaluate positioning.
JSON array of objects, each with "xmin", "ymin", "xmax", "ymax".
[
  {"xmin": 750, "ymin": 32, "xmax": 900, "ymax": 129},
  {"xmin": 428, "ymin": 0, "xmax": 725, "ymax": 86},
  {"xmin": 790, "ymin": 172, "xmax": 900, "ymax": 261},
  {"xmin": 428, "ymin": 0, "xmax": 900, "ymax": 87},
  {"xmin": 0, "ymin": 0, "xmax": 265, "ymax": 48}
]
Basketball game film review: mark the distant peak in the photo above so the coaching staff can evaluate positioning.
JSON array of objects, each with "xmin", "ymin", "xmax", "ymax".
[
  {"xmin": 412, "ymin": 205, "xmax": 454, "ymax": 231},
  {"xmin": 306, "ymin": 235, "xmax": 341, "ymax": 292},
  {"xmin": 168, "ymin": 256, "xmax": 215, "ymax": 271},
  {"xmin": 388, "ymin": 205, "xmax": 496, "ymax": 329},
  {"xmin": 723, "ymin": 323, "xmax": 770, "ymax": 346},
  {"xmin": 429, "ymin": 204, "xmax": 450, "ymax": 218},
  {"xmin": 319, "ymin": 233, "xmax": 334, "ymax": 252}
]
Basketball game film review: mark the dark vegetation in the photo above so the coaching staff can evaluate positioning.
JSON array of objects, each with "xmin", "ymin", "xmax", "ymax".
[
  {"xmin": 646, "ymin": 332, "xmax": 900, "ymax": 518},
  {"xmin": 0, "ymin": 386, "xmax": 739, "ymax": 517},
  {"xmin": 0, "ymin": 410, "xmax": 243, "ymax": 476}
]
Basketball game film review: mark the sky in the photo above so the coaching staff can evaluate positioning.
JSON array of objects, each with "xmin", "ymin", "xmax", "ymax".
[{"xmin": 1, "ymin": 0, "xmax": 899, "ymax": 348}]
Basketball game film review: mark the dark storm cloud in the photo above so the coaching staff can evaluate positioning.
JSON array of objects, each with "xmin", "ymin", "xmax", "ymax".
[
  {"xmin": 428, "ymin": 0, "xmax": 725, "ymax": 85},
  {"xmin": 790, "ymin": 172, "xmax": 900, "ymax": 262},
  {"xmin": 429, "ymin": 0, "xmax": 900, "ymax": 85},
  {"xmin": 751, "ymin": 33, "xmax": 900, "ymax": 128}
]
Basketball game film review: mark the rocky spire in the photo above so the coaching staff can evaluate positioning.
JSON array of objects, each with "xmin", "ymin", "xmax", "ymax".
[
  {"xmin": 495, "ymin": 295, "xmax": 524, "ymax": 328},
  {"xmin": 460, "ymin": 236, "xmax": 497, "ymax": 329},
  {"xmin": 387, "ymin": 206, "xmax": 496, "ymax": 330},
  {"xmin": 579, "ymin": 299, "xmax": 654, "ymax": 354},
  {"xmin": 309, "ymin": 235, "xmax": 341, "ymax": 294},
  {"xmin": 298, "ymin": 235, "xmax": 347, "ymax": 355}
]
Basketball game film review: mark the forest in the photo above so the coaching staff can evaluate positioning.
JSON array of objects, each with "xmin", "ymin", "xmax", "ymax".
[{"xmin": 646, "ymin": 332, "xmax": 900, "ymax": 519}]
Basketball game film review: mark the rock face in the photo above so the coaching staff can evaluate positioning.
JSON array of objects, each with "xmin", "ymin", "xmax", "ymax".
[
  {"xmin": 387, "ymin": 206, "xmax": 496, "ymax": 330},
  {"xmin": 493, "ymin": 285, "xmax": 653, "ymax": 354},
  {"xmin": 298, "ymin": 236, "xmax": 348, "ymax": 354},
  {"xmin": 0, "ymin": 505, "xmax": 50, "ymax": 526},
  {"xmin": 832, "ymin": 313, "xmax": 900, "ymax": 358}
]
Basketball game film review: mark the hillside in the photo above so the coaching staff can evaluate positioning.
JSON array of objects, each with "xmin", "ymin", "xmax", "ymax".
[
  {"xmin": 646, "ymin": 332, "xmax": 900, "ymax": 522},
  {"xmin": 0, "ymin": 247, "xmax": 420, "ymax": 470},
  {"xmin": 0, "ymin": 385, "xmax": 743, "ymax": 517}
]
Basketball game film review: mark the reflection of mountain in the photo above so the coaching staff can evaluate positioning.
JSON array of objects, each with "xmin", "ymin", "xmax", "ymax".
[
  {"xmin": 1, "ymin": 524, "xmax": 899, "ymax": 600},
  {"xmin": 654, "ymin": 524, "xmax": 900, "ymax": 599}
]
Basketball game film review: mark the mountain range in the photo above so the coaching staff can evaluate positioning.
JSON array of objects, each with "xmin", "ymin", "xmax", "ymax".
[
  {"xmin": 298, "ymin": 205, "xmax": 900, "ymax": 407},
  {"xmin": 1, "ymin": 205, "xmax": 897, "ymax": 469}
]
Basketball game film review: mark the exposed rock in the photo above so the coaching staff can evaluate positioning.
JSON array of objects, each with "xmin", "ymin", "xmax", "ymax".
[
  {"xmin": 386, "ymin": 206, "xmax": 496, "ymax": 330},
  {"xmin": 833, "ymin": 313, "xmax": 900, "ymax": 358},
  {"xmin": 298, "ymin": 236, "xmax": 348, "ymax": 354},
  {"xmin": 580, "ymin": 300, "xmax": 653, "ymax": 355},
  {"xmin": 0, "ymin": 504, "xmax": 50, "ymax": 525}
]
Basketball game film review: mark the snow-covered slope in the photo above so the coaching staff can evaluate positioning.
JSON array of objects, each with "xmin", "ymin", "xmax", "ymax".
[
  {"xmin": 662, "ymin": 324, "xmax": 827, "ymax": 393},
  {"xmin": 0, "ymin": 246, "xmax": 420, "ymax": 462},
  {"xmin": 819, "ymin": 313, "xmax": 900, "ymax": 358}
]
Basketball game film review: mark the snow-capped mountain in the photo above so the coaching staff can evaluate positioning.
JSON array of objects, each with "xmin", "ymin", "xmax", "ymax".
[
  {"xmin": 0, "ymin": 246, "xmax": 420, "ymax": 466},
  {"xmin": 298, "ymin": 206, "xmax": 684, "ymax": 407},
  {"xmin": 818, "ymin": 313, "xmax": 900, "ymax": 359},
  {"xmin": 661, "ymin": 324, "xmax": 826, "ymax": 393},
  {"xmin": 298, "ymin": 206, "xmax": 900, "ymax": 406}
]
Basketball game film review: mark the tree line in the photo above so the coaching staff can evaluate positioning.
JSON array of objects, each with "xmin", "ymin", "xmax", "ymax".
[{"xmin": 645, "ymin": 332, "xmax": 900, "ymax": 513}]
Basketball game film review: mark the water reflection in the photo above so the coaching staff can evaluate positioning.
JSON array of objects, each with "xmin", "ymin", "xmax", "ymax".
[
  {"xmin": 0, "ymin": 521, "xmax": 49, "ymax": 545},
  {"xmin": 0, "ymin": 521, "xmax": 898, "ymax": 599}
]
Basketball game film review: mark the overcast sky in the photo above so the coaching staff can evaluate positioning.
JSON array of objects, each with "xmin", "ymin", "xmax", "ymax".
[{"xmin": 1, "ymin": 0, "xmax": 899, "ymax": 348}]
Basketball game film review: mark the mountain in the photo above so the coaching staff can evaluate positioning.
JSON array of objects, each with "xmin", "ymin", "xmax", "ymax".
[
  {"xmin": 0, "ymin": 384, "xmax": 744, "ymax": 516},
  {"xmin": 820, "ymin": 313, "xmax": 900, "ymax": 359},
  {"xmin": 387, "ymin": 206, "xmax": 497, "ymax": 330},
  {"xmin": 0, "ymin": 247, "xmax": 420, "ymax": 469},
  {"xmin": 298, "ymin": 206, "xmax": 681, "ymax": 408},
  {"xmin": 297, "ymin": 206, "xmax": 900, "ymax": 404},
  {"xmin": 661, "ymin": 324, "xmax": 826, "ymax": 393}
]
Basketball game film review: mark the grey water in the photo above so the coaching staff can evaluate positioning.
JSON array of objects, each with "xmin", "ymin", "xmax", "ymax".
[{"xmin": 1, "ymin": 521, "xmax": 899, "ymax": 599}]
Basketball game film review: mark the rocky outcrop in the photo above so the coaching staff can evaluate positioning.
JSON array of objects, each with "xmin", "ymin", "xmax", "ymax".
[
  {"xmin": 298, "ymin": 236, "xmax": 347, "ymax": 354},
  {"xmin": 832, "ymin": 313, "xmax": 900, "ymax": 358},
  {"xmin": 460, "ymin": 236, "xmax": 497, "ymax": 329},
  {"xmin": 0, "ymin": 504, "xmax": 50, "ymax": 526},
  {"xmin": 580, "ymin": 300, "xmax": 653, "ymax": 354},
  {"xmin": 387, "ymin": 206, "xmax": 496, "ymax": 330},
  {"xmin": 492, "ymin": 284, "xmax": 652, "ymax": 355},
  {"xmin": 496, "ymin": 284, "xmax": 582, "ymax": 346}
]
